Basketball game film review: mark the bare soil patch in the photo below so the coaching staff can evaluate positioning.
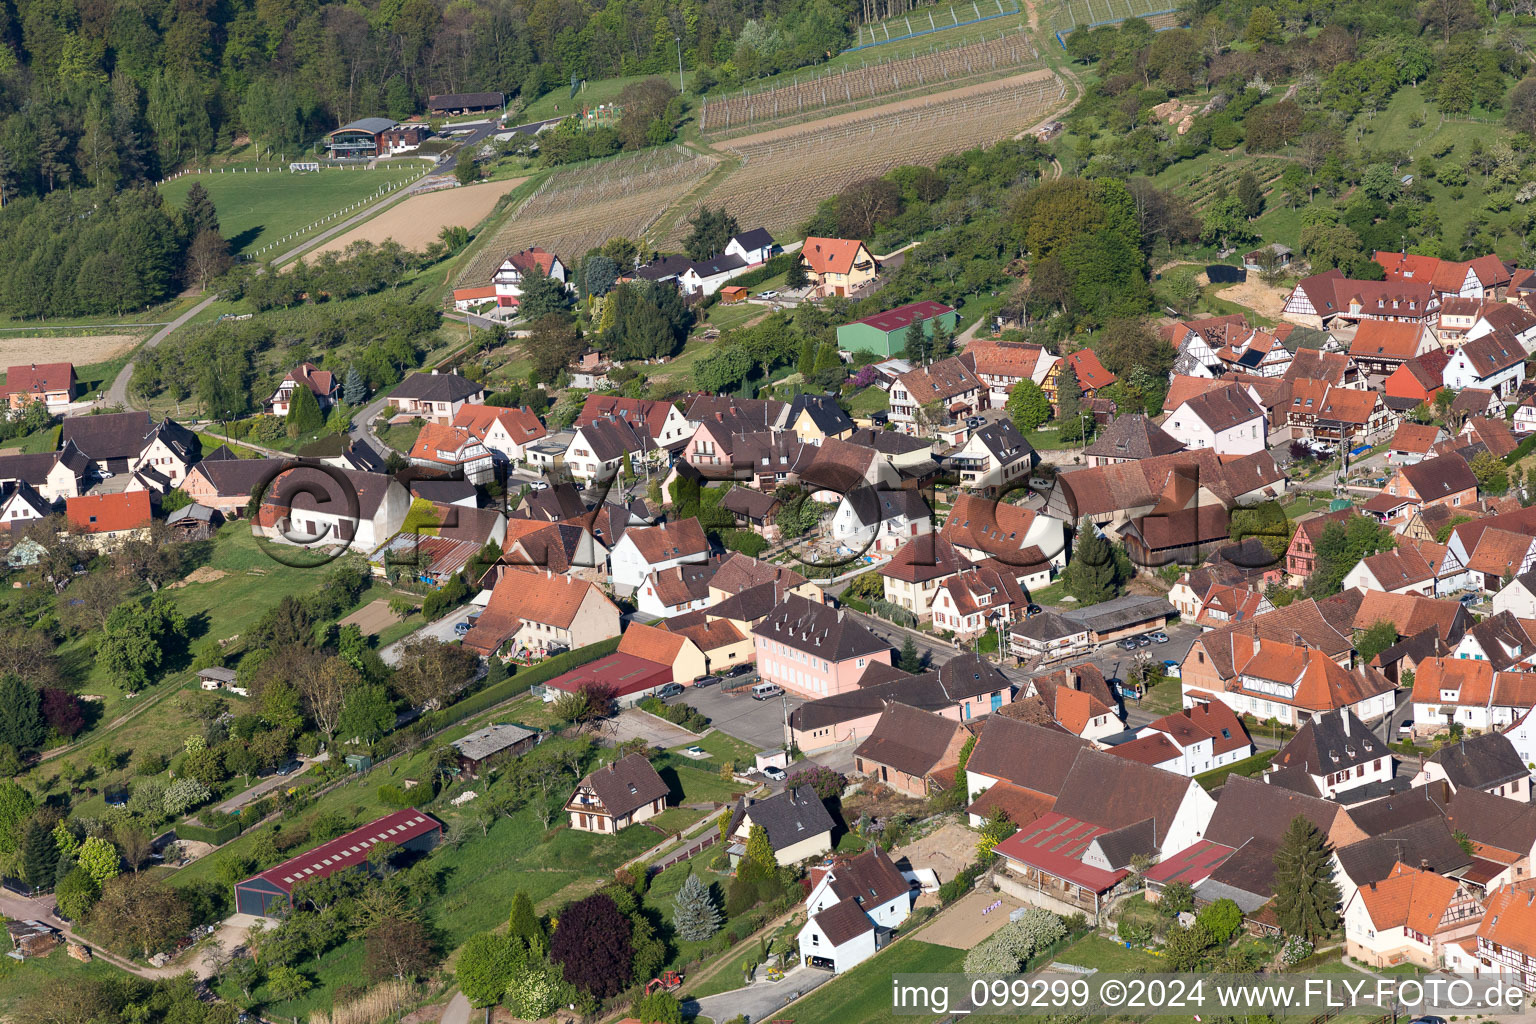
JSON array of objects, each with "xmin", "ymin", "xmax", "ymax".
[
  {"xmin": 0, "ymin": 334, "xmax": 138, "ymax": 367},
  {"xmin": 167, "ymin": 566, "xmax": 228, "ymax": 589},
  {"xmin": 920, "ymin": 888, "xmax": 1025, "ymax": 949},
  {"xmin": 338, "ymin": 597, "xmax": 404, "ymax": 635},
  {"xmin": 311, "ymin": 177, "xmax": 528, "ymax": 256},
  {"xmin": 1219, "ymin": 275, "xmax": 1291, "ymax": 320},
  {"xmin": 889, "ymin": 819, "xmax": 978, "ymax": 885}
]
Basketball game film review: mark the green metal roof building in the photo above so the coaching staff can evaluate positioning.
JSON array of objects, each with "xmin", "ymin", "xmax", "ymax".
[{"xmin": 836, "ymin": 300, "xmax": 957, "ymax": 358}]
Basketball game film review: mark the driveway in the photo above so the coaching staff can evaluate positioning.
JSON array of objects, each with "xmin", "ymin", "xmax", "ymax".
[
  {"xmin": 379, "ymin": 606, "xmax": 477, "ymax": 667},
  {"xmin": 215, "ymin": 760, "xmax": 312, "ymax": 813},
  {"xmin": 688, "ymin": 964, "xmax": 832, "ymax": 1024},
  {"xmin": 667, "ymin": 685, "xmax": 802, "ymax": 752}
]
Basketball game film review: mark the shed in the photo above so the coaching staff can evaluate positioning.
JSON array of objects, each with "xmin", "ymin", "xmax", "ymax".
[
  {"xmin": 720, "ymin": 285, "xmax": 748, "ymax": 304},
  {"xmin": 7, "ymin": 921, "xmax": 58, "ymax": 958},
  {"xmin": 836, "ymin": 300, "xmax": 957, "ymax": 357},
  {"xmin": 452, "ymin": 722, "xmax": 540, "ymax": 777},
  {"xmin": 234, "ymin": 809, "xmax": 442, "ymax": 917},
  {"xmin": 198, "ymin": 666, "xmax": 238, "ymax": 691}
]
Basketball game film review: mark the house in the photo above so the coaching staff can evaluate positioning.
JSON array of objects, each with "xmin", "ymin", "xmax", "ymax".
[
  {"xmin": 408, "ymin": 424, "xmax": 495, "ymax": 484},
  {"xmin": 0, "ymin": 482, "xmax": 51, "ymax": 530},
  {"xmin": 880, "ymin": 534, "xmax": 972, "ymax": 620},
  {"xmin": 727, "ymin": 786, "xmax": 836, "ymax": 865},
  {"xmin": 1117, "ymin": 504, "xmax": 1231, "ymax": 571},
  {"xmin": 719, "ymin": 487, "xmax": 782, "ymax": 540},
  {"xmin": 256, "ymin": 468, "xmax": 409, "ymax": 554},
  {"xmin": 830, "ymin": 487, "xmax": 931, "ymax": 554},
  {"xmin": 1243, "ymin": 242, "xmax": 1293, "ymax": 272},
  {"xmin": 567, "ymin": 753, "xmax": 669, "ymax": 833},
  {"xmin": 1063, "ymin": 349, "xmax": 1116, "ymax": 402},
  {"xmin": 563, "ymin": 416, "xmax": 656, "ymax": 484},
  {"xmin": 637, "ymin": 562, "xmax": 719, "ymax": 619},
  {"xmin": 1011, "ymin": 663, "xmax": 1122, "ymax": 740},
  {"xmin": 679, "ymin": 253, "xmax": 752, "ymax": 296},
  {"xmin": 1313, "ymin": 386, "xmax": 1397, "ymax": 448},
  {"xmin": 0, "ymin": 444, "xmax": 89, "ymax": 502},
  {"xmin": 428, "ymin": 91, "xmax": 503, "ymax": 114},
  {"xmin": 198, "ymin": 666, "xmax": 238, "ymax": 692},
  {"xmin": 1455, "ymin": 882, "xmax": 1536, "ymax": 989},
  {"xmin": 789, "ymin": 656, "xmax": 1007, "ymax": 750},
  {"xmin": 234, "ymin": 810, "xmax": 441, "ymax": 916},
  {"xmin": 64, "ymin": 491, "xmax": 151, "ymax": 550},
  {"xmin": 854, "ymin": 702, "xmax": 972, "ymax": 797},
  {"xmin": 889, "ymin": 357, "xmax": 985, "ymax": 437},
  {"xmin": 1384, "ymin": 454, "xmax": 1479, "ymax": 512},
  {"xmin": 452, "ymin": 723, "xmax": 539, "ymax": 778},
  {"xmin": 1383, "ymin": 349, "xmax": 1451, "ymax": 412},
  {"xmin": 1376, "ymin": 250, "xmax": 1511, "ymax": 300},
  {"xmin": 780, "ymin": 392, "xmax": 855, "ymax": 444},
  {"xmin": 836, "ymin": 301, "xmax": 957, "ymax": 358},
  {"xmin": 1282, "ymin": 269, "xmax": 1438, "ymax": 329},
  {"xmin": 1409, "ymin": 658, "xmax": 1536, "ymax": 736},
  {"xmin": 753, "ymin": 593, "xmax": 891, "ymax": 698},
  {"xmin": 60, "ymin": 410, "xmax": 152, "ymax": 477},
  {"xmin": 180, "ymin": 457, "xmax": 290, "ymax": 517},
  {"xmin": 616, "ymin": 621, "xmax": 708, "ymax": 685},
  {"xmin": 0, "ymin": 362, "xmax": 76, "ymax": 411},
  {"xmin": 944, "ymin": 420, "xmax": 1036, "ymax": 493},
  {"xmin": 1212, "ymin": 328, "xmax": 1293, "ymax": 378},
  {"xmin": 1083, "ymin": 414, "xmax": 1185, "ymax": 467},
  {"xmin": 1388, "ymin": 423, "xmax": 1447, "ymax": 464},
  {"xmin": 1461, "ymin": 416, "xmax": 1521, "ymax": 459},
  {"xmin": 1496, "ymin": 568, "xmax": 1536, "ymax": 619},
  {"xmin": 939, "ymin": 493, "xmax": 1067, "ymax": 570},
  {"xmin": 965, "ymin": 339, "xmax": 1059, "ymax": 405},
  {"xmin": 1467, "ymin": 301, "xmax": 1536, "ymax": 352},
  {"xmin": 1341, "ymin": 543, "xmax": 1442, "ymax": 597},
  {"xmin": 1348, "ymin": 321, "xmax": 1436, "ymax": 376},
  {"xmin": 492, "ymin": 247, "xmax": 568, "ymax": 304},
  {"xmin": 961, "ymin": 715, "xmax": 1094, "ymax": 815},
  {"xmin": 1008, "ymin": 611, "xmax": 1091, "ymax": 663},
  {"xmin": 1440, "ymin": 787, "xmax": 1536, "ymax": 893},
  {"xmin": 665, "ymin": 612, "xmax": 755, "ymax": 675},
  {"xmin": 576, "ymin": 395, "xmax": 693, "ymax": 452},
  {"xmin": 265, "ymin": 363, "xmax": 339, "ymax": 416},
  {"xmin": 1266, "ymin": 709, "xmax": 1393, "ymax": 799},
  {"xmin": 799, "ymin": 237, "xmax": 877, "ymax": 298},
  {"xmin": 1046, "ymin": 448, "xmax": 1286, "ymax": 532},
  {"xmin": 709, "ymin": 553, "xmax": 825, "ymax": 604},
  {"xmin": 1415, "ymin": 732, "xmax": 1530, "ymax": 800},
  {"xmin": 1343, "ymin": 862, "xmax": 1484, "ymax": 969},
  {"xmin": 931, "ymin": 559, "xmax": 1040, "ymax": 639},
  {"xmin": 451, "ymin": 405, "xmax": 546, "ymax": 465},
  {"xmin": 462, "ymin": 566, "xmax": 621, "ymax": 658},
  {"xmin": 1107, "ymin": 701, "xmax": 1252, "ymax": 777},
  {"xmin": 610, "ymin": 519, "xmax": 710, "ymax": 591},
  {"xmin": 798, "ymin": 847, "xmax": 911, "ymax": 973},
  {"xmin": 452, "ymin": 285, "xmax": 499, "ymax": 312},
  {"xmin": 1516, "ymin": 395, "xmax": 1536, "ymax": 435},
  {"xmin": 388, "ymin": 372, "xmax": 485, "ymax": 424},
  {"xmin": 1452, "ymin": 610, "xmax": 1536, "ymax": 670},
  {"xmin": 126, "ymin": 418, "xmax": 202, "ymax": 492},
  {"xmin": 1445, "ymin": 332, "xmax": 1527, "ymax": 397},
  {"xmin": 725, "ymin": 228, "xmax": 776, "ymax": 267},
  {"xmin": 1451, "ymin": 387, "xmax": 1504, "ymax": 422}
]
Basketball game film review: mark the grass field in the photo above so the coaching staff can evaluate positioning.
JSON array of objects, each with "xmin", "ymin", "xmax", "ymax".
[
  {"xmin": 784, "ymin": 940, "xmax": 965, "ymax": 1024},
  {"xmin": 519, "ymin": 76, "xmax": 656, "ymax": 124},
  {"xmin": 0, "ymin": 944, "xmax": 121, "ymax": 1017},
  {"xmin": 1051, "ymin": 933, "xmax": 1164, "ymax": 971},
  {"xmin": 159, "ymin": 166, "xmax": 424, "ymax": 258}
]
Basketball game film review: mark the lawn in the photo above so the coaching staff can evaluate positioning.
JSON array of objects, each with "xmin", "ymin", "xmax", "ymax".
[
  {"xmin": 1050, "ymin": 933, "xmax": 1163, "ymax": 972},
  {"xmin": 0, "ymin": 945, "xmax": 121, "ymax": 1017},
  {"xmin": 700, "ymin": 301, "xmax": 767, "ymax": 334},
  {"xmin": 845, "ymin": 386, "xmax": 889, "ymax": 416},
  {"xmin": 655, "ymin": 751, "xmax": 755, "ymax": 806},
  {"xmin": 1135, "ymin": 678, "xmax": 1185, "ymax": 717},
  {"xmin": 159, "ymin": 165, "xmax": 422, "ymax": 258},
  {"xmin": 1195, "ymin": 749, "xmax": 1277, "ymax": 791},
  {"xmin": 667, "ymin": 729, "xmax": 760, "ymax": 768},
  {"xmin": 784, "ymin": 940, "xmax": 965, "ymax": 1024},
  {"xmin": 518, "ymin": 76, "xmax": 655, "ymax": 124},
  {"xmin": 377, "ymin": 421, "xmax": 424, "ymax": 454}
]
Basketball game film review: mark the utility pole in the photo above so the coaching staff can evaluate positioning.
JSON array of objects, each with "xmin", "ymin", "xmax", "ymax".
[
  {"xmin": 677, "ymin": 37, "xmax": 685, "ymax": 94},
  {"xmin": 780, "ymin": 691, "xmax": 792, "ymax": 754}
]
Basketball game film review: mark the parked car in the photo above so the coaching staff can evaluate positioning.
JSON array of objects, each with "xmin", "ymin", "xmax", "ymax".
[
  {"xmin": 453, "ymin": 621, "xmax": 472, "ymax": 636},
  {"xmin": 1146, "ymin": 631, "xmax": 1169, "ymax": 644},
  {"xmin": 1399, "ymin": 719, "xmax": 1415, "ymax": 735},
  {"xmin": 527, "ymin": 480, "xmax": 549, "ymax": 491},
  {"xmin": 692, "ymin": 674, "xmax": 721, "ymax": 687},
  {"xmin": 725, "ymin": 663, "xmax": 755, "ymax": 677},
  {"xmin": 1025, "ymin": 604, "xmax": 1042, "ymax": 617},
  {"xmin": 762, "ymin": 765, "xmax": 787, "ymax": 781},
  {"xmin": 966, "ymin": 416, "xmax": 985, "ymax": 429},
  {"xmin": 275, "ymin": 761, "xmax": 300, "ymax": 776},
  {"xmin": 1118, "ymin": 638, "xmax": 1139, "ymax": 651},
  {"xmin": 751, "ymin": 682, "xmax": 785, "ymax": 701},
  {"xmin": 1133, "ymin": 635, "xmax": 1153, "ymax": 648},
  {"xmin": 759, "ymin": 290, "xmax": 778, "ymax": 298},
  {"xmin": 656, "ymin": 683, "xmax": 685, "ymax": 699}
]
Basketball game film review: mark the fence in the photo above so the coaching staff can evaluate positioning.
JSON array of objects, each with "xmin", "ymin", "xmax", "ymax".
[
  {"xmin": 1054, "ymin": 7, "xmax": 1180, "ymax": 47},
  {"xmin": 650, "ymin": 830, "xmax": 722, "ymax": 874},
  {"xmin": 845, "ymin": 0, "xmax": 1020, "ymax": 52}
]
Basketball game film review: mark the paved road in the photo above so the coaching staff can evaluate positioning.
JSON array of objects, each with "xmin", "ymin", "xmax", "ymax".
[
  {"xmin": 439, "ymin": 990, "xmax": 472, "ymax": 1024},
  {"xmin": 380, "ymin": 605, "xmax": 478, "ymax": 667},
  {"xmin": 667, "ymin": 684, "xmax": 802, "ymax": 752},
  {"xmin": 688, "ymin": 964, "xmax": 832, "ymax": 1024},
  {"xmin": 214, "ymin": 759, "xmax": 312, "ymax": 813}
]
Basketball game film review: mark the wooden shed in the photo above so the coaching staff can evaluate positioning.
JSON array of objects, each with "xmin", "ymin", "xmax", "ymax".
[{"xmin": 720, "ymin": 285, "xmax": 748, "ymax": 304}]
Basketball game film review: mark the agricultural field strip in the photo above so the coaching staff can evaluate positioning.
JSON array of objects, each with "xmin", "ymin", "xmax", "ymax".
[
  {"xmin": 700, "ymin": 31, "xmax": 1042, "ymax": 134},
  {"xmin": 458, "ymin": 147, "xmax": 718, "ymax": 285},
  {"xmin": 1061, "ymin": 0, "xmax": 1179, "ymax": 31},
  {"xmin": 703, "ymin": 73, "xmax": 1063, "ymax": 234},
  {"xmin": 851, "ymin": 0, "xmax": 1016, "ymax": 48}
]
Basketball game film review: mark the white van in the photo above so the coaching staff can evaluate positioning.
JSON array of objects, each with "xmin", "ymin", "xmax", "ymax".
[{"xmin": 750, "ymin": 682, "xmax": 784, "ymax": 701}]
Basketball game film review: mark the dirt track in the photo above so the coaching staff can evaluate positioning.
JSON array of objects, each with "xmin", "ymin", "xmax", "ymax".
[
  {"xmin": 310, "ymin": 177, "xmax": 528, "ymax": 256},
  {"xmin": 722, "ymin": 68, "xmax": 1057, "ymax": 148}
]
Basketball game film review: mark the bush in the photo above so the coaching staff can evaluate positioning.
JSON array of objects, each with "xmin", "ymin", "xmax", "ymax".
[
  {"xmin": 721, "ymin": 530, "xmax": 768, "ymax": 557},
  {"xmin": 938, "ymin": 863, "xmax": 985, "ymax": 905},
  {"xmin": 177, "ymin": 818, "xmax": 241, "ymax": 845},
  {"xmin": 962, "ymin": 910, "xmax": 1067, "ymax": 973},
  {"xmin": 377, "ymin": 784, "xmax": 412, "ymax": 808},
  {"xmin": 420, "ymin": 636, "xmax": 621, "ymax": 731}
]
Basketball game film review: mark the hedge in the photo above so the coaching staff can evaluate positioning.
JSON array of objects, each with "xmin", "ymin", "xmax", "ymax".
[
  {"xmin": 1507, "ymin": 434, "xmax": 1536, "ymax": 466},
  {"xmin": 420, "ymin": 635, "xmax": 623, "ymax": 731},
  {"xmin": 178, "ymin": 818, "xmax": 242, "ymax": 846},
  {"xmin": 728, "ymin": 252, "xmax": 794, "ymax": 290}
]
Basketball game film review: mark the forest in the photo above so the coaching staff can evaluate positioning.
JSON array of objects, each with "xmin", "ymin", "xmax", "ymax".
[{"xmin": 0, "ymin": 0, "xmax": 892, "ymax": 201}]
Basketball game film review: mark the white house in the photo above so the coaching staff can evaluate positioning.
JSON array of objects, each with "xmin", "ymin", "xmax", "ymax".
[
  {"xmin": 1501, "ymin": 706, "xmax": 1536, "ymax": 777},
  {"xmin": 1494, "ymin": 570, "xmax": 1536, "ymax": 619},
  {"xmin": 1465, "ymin": 303, "xmax": 1536, "ymax": 353},
  {"xmin": 1413, "ymin": 732, "xmax": 1531, "ymax": 800},
  {"xmin": 636, "ymin": 563, "xmax": 717, "ymax": 619},
  {"xmin": 389, "ymin": 371, "xmax": 486, "ymax": 425},
  {"xmin": 1408, "ymin": 657, "xmax": 1536, "ymax": 737},
  {"xmin": 679, "ymin": 253, "xmax": 751, "ymax": 296},
  {"xmin": 797, "ymin": 846, "xmax": 912, "ymax": 973},
  {"xmin": 0, "ymin": 444, "xmax": 88, "ymax": 502},
  {"xmin": 1340, "ymin": 545, "xmax": 1439, "ymax": 597},
  {"xmin": 725, "ymin": 228, "xmax": 776, "ymax": 267},
  {"xmin": 0, "ymin": 482, "xmax": 51, "ymax": 530},
  {"xmin": 1265, "ymin": 709, "xmax": 1393, "ymax": 799},
  {"xmin": 1108, "ymin": 702, "xmax": 1253, "ymax": 778},
  {"xmin": 830, "ymin": 488, "xmax": 931, "ymax": 554},
  {"xmin": 1162, "ymin": 387, "xmax": 1266, "ymax": 456},
  {"xmin": 944, "ymin": 420, "xmax": 1035, "ymax": 493},
  {"xmin": 564, "ymin": 416, "xmax": 656, "ymax": 485},
  {"xmin": 451, "ymin": 405, "xmax": 547, "ymax": 465},
  {"xmin": 609, "ymin": 519, "xmax": 711, "ymax": 591},
  {"xmin": 1343, "ymin": 863, "xmax": 1483, "ymax": 970},
  {"xmin": 940, "ymin": 493, "xmax": 1068, "ymax": 570},
  {"xmin": 264, "ymin": 363, "xmax": 339, "ymax": 417},
  {"xmin": 258, "ymin": 468, "xmax": 410, "ymax": 554},
  {"xmin": 128, "ymin": 418, "xmax": 202, "ymax": 491},
  {"xmin": 492, "ymin": 247, "xmax": 568, "ymax": 303},
  {"xmin": 1444, "ymin": 332, "xmax": 1526, "ymax": 397}
]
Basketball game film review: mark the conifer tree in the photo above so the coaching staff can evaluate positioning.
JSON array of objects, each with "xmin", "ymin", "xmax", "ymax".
[
  {"xmin": 509, "ymin": 889, "xmax": 543, "ymax": 947},
  {"xmin": 671, "ymin": 871, "xmax": 723, "ymax": 941},
  {"xmin": 343, "ymin": 366, "xmax": 367, "ymax": 405},
  {"xmin": 1061, "ymin": 521, "xmax": 1121, "ymax": 605},
  {"xmin": 286, "ymin": 382, "xmax": 324, "ymax": 436},
  {"xmin": 898, "ymin": 635, "xmax": 923, "ymax": 673},
  {"xmin": 183, "ymin": 181, "xmax": 219, "ymax": 237},
  {"xmin": 1272, "ymin": 815, "xmax": 1341, "ymax": 940},
  {"xmin": 20, "ymin": 819, "xmax": 56, "ymax": 888}
]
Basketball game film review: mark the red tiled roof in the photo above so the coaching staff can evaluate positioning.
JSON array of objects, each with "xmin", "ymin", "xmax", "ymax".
[
  {"xmin": 1065, "ymin": 349, "xmax": 1117, "ymax": 390},
  {"xmin": 991, "ymin": 812, "xmax": 1129, "ymax": 893},
  {"xmin": 2, "ymin": 362, "xmax": 74, "ymax": 397},
  {"xmin": 801, "ymin": 237, "xmax": 869, "ymax": 275},
  {"xmin": 65, "ymin": 491, "xmax": 150, "ymax": 534}
]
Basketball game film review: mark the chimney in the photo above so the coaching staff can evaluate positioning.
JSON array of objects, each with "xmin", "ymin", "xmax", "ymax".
[
  {"xmin": 1342, "ymin": 710, "xmax": 1350, "ymax": 737},
  {"xmin": 431, "ymin": 368, "xmax": 439, "ymax": 375},
  {"xmin": 1420, "ymin": 858, "xmax": 1430, "ymax": 872}
]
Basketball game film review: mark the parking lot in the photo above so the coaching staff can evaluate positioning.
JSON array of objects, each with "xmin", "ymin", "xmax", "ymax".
[{"xmin": 665, "ymin": 680, "xmax": 804, "ymax": 752}]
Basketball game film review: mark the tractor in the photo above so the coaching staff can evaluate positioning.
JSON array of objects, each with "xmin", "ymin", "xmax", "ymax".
[{"xmin": 645, "ymin": 970, "xmax": 684, "ymax": 995}]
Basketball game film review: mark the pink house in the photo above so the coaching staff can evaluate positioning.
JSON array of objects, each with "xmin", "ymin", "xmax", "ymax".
[{"xmin": 753, "ymin": 594, "xmax": 892, "ymax": 698}]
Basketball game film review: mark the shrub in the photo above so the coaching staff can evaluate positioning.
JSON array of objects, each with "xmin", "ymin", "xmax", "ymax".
[
  {"xmin": 962, "ymin": 910, "xmax": 1067, "ymax": 974},
  {"xmin": 378, "ymin": 784, "xmax": 412, "ymax": 808}
]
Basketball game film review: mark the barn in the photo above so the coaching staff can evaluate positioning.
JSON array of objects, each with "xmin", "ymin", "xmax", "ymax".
[
  {"xmin": 428, "ymin": 92, "xmax": 505, "ymax": 116},
  {"xmin": 233, "ymin": 809, "xmax": 441, "ymax": 916},
  {"xmin": 325, "ymin": 117, "xmax": 398, "ymax": 158}
]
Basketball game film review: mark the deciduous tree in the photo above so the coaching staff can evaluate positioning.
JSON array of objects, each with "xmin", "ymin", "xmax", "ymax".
[{"xmin": 549, "ymin": 892, "xmax": 633, "ymax": 998}]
